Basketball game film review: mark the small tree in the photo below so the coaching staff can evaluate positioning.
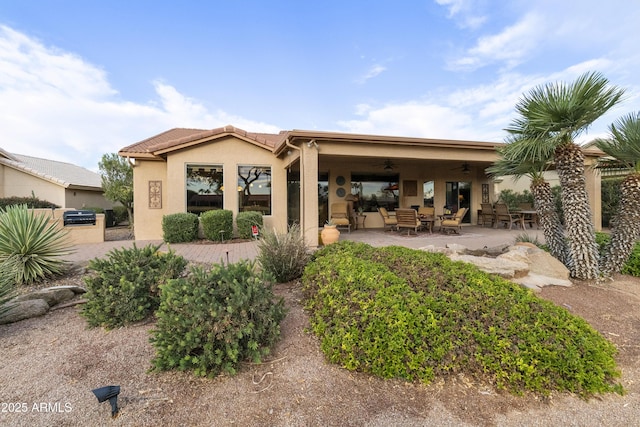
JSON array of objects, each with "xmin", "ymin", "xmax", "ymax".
[{"xmin": 98, "ymin": 153, "xmax": 133, "ymax": 226}]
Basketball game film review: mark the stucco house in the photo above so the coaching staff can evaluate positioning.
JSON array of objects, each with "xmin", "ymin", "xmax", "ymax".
[
  {"xmin": 119, "ymin": 125, "xmax": 604, "ymax": 246},
  {"xmin": 0, "ymin": 148, "xmax": 111, "ymax": 209}
]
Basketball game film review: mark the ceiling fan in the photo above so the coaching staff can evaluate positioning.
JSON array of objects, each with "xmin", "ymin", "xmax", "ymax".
[
  {"xmin": 451, "ymin": 162, "xmax": 471, "ymax": 174},
  {"xmin": 374, "ymin": 159, "xmax": 397, "ymax": 171}
]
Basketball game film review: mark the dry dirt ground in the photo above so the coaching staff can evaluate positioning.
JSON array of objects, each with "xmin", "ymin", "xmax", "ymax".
[{"xmin": 1, "ymin": 235, "xmax": 640, "ymax": 426}]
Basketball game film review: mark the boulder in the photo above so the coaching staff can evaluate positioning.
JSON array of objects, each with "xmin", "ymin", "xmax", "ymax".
[
  {"xmin": 512, "ymin": 273, "xmax": 572, "ymax": 291},
  {"xmin": 527, "ymin": 251, "xmax": 570, "ymax": 280},
  {"xmin": 45, "ymin": 285, "xmax": 87, "ymax": 295},
  {"xmin": 0, "ymin": 299, "xmax": 49, "ymax": 325},
  {"xmin": 449, "ymin": 254, "xmax": 529, "ymax": 279},
  {"xmin": 13, "ymin": 288, "xmax": 75, "ymax": 307}
]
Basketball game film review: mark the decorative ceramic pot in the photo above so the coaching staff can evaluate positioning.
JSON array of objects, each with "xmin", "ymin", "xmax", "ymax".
[{"xmin": 320, "ymin": 225, "xmax": 340, "ymax": 245}]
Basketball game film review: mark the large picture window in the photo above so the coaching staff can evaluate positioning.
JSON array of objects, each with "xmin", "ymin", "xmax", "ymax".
[
  {"xmin": 186, "ymin": 164, "xmax": 223, "ymax": 214},
  {"xmin": 238, "ymin": 165, "xmax": 271, "ymax": 215},
  {"xmin": 351, "ymin": 173, "xmax": 399, "ymax": 212}
]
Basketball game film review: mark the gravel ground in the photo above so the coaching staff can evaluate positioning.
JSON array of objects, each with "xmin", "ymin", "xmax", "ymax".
[{"xmin": 1, "ymin": 232, "xmax": 639, "ymax": 426}]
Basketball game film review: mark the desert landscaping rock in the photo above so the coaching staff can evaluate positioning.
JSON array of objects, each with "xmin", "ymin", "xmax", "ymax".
[
  {"xmin": 422, "ymin": 243, "xmax": 573, "ymax": 290},
  {"xmin": 0, "ymin": 298, "xmax": 49, "ymax": 324},
  {"xmin": 14, "ymin": 288, "xmax": 76, "ymax": 306},
  {"xmin": 0, "ymin": 286, "xmax": 86, "ymax": 325}
]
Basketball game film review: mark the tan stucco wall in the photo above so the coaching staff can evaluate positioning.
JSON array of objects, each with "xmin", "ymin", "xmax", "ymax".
[
  {"xmin": 64, "ymin": 188, "xmax": 113, "ymax": 210},
  {"xmin": 132, "ymin": 161, "xmax": 167, "ymax": 240},
  {"xmin": 132, "ymin": 136, "xmax": 289, "ymax": 241},
  {"xmin": 2, "ymin": 167, "xmax": 66, "ymax": 206},
  {"xmin": 0, "ymin": 165, "xmax": 109, "ymax": 209}
]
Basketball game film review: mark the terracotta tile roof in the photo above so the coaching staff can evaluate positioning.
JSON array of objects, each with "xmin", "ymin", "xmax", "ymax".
[
  {"xmin": 119, "ymin": 125, "xmax": 284, "ymax": 157},
  {"xmin": 0, "ymin": 153, "xmax": 102, "ymax": 189}
]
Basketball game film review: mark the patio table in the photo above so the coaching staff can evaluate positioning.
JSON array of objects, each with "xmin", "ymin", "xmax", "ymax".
[
  {"xmin": 513, "ymin": 210, "xmax": 538, "ymax": 229},
  {"xmin": 419, "ymin": 215, "xmax": 434, "ymax": 234}
]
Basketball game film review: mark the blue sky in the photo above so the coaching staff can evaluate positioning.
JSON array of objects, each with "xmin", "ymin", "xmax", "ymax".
[{"xmin": 1, "ymin": 0, "xmax": 639, "ymax": 170}]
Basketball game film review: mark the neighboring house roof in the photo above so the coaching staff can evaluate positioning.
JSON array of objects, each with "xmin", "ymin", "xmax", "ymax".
[
  {"xmin": 119, "ymin": 125, "xmax": 286, "ymax": 159},
  {"xmin": 0, "ymin": 152, "xmax": 102, "ymax": 190}
]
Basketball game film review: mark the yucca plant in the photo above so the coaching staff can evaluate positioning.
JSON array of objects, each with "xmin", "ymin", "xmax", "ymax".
[
  {"xmin": 0, "ymin": 256, "xmax": 20, "ymax": 318},
  {"xmin": 0, "ymin": 204, "xmax": 73, "ymax": 285}
]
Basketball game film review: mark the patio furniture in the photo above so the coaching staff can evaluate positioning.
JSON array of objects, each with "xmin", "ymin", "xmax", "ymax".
[
  {"xmin": 377, "ymin": 207, "xmax": 398, "ymax": 231},
  {"xmin": 479, "ymin": 203, "xmax": 495, "ymax": 227},
  {"xmin": 494, "ymin": 203, "xmax": 522, "ymax": 230},
  {"xmin": 417, "ymin": 207, "xmax": 435, "ymax": 233},
  {"xmin": 516, "ymin": 203, "xmax": 537, "ymax": 228},
  {"xmin": 330, "ymin": 202, "xmax": 351, "ymax": 233},
  {"xmin": 395, "ymin": 208, "xmax": 422, "ymax": 235},
  {"xmin": 440, "ymin": 208, "xmax": 468, "ymax": 234}
]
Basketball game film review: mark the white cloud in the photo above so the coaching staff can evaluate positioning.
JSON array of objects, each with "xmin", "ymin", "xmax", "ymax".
[
  {"xmin": 435, "ymin": 0, "xmax": 487, "ymax": 29},
  {"xmin": 0, "ymin": 26, "xmax": 279, "ymax": 170},
  {"xmin": 449, "ymin": 13, "xmax": 544, "ymax": 71},
  {"xmin": 356, "ymin": 64, "xmax": 387, "ymax": 84}
]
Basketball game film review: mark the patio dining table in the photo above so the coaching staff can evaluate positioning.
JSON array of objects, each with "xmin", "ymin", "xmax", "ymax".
[
  {"xmin": 513, "ymin": 209, "xmax": 538, "ymax": 229},
  {"xmin": 419, "ymin": 215, "xmax": 435, "ymax": 234}
]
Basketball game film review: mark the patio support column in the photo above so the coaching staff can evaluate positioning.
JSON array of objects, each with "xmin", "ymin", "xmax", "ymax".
[{"xmin": 300, "ymin": 143, "xmax": 319, "ymax": 247}]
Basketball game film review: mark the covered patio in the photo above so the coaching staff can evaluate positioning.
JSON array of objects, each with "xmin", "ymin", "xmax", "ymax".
[{"xmin": 276, "ymin": 130, "xmax": 603, "ymax": 247}]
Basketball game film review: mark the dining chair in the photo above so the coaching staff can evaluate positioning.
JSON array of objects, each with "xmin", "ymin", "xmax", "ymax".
[{"xmin": 494, "ymin": 203, "xmax": 522, "ymax": 230}]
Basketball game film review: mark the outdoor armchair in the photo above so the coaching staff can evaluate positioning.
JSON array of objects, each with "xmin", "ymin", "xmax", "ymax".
[
  {"xmin": 377, "ymin": 207, "xmax": 397, "ymax": 231},
  {"xmin": 440, "ymin": 207, "xmax": 468, "ymax": 234},
  {"xmin": 330, "ymin": 202, "xmax": 351, "ymax": 233},
  {"xmin": 395, "ymin": 208, "xmax": 422, "ymax": 235},
  {"xmin": 494, "ymin": 203, "xmax": 522, "ymax": 230}
]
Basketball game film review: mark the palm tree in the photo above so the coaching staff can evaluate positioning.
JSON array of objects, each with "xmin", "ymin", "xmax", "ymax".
[
  {"xmin": 505, "ymin": 71, "xmax": 625, "ymax": 279},
  {"xmin": 488, "ymin": 138, "xmax": 572, "ymax": 268},
  {"xmin": 595, "ymin": 112, "xmax": 640, "ymax": 277}
]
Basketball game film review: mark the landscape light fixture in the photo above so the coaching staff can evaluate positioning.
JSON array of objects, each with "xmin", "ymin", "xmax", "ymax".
[{"xmin": 92, "ymin": 385, "xmax": 121, "ymax": 418}]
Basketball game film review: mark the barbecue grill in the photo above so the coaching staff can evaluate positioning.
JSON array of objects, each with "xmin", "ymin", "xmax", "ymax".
[{"xmin": 63, "ymin": 210, "xmax": 96, "ymax": 226}]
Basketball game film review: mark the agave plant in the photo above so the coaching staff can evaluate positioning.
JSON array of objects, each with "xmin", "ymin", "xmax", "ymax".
[
  {"xmin": 0, "ymin": 204, "xmax": 73, "ymax": 285},
  {"xmin": 0, "ymin": 256, "xmax": 20, "ymax": 318}
]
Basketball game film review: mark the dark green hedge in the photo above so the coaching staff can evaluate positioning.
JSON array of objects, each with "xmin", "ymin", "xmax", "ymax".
[
  {"xmin": 201, "ymin": 209, "xmax": 233, "ymax": 241},
  {"xmin": 162, "ymin": 212, "xmax": 199, "ymax": 243}
]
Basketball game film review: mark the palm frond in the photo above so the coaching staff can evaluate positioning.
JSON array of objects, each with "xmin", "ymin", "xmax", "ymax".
[
  {"xmin": 595, "ymin": 111, "xmax": 640, "ymax": 172},
  {"xmin": 508, "ymin": 71, "xmax": 625, "ymax": 143}
]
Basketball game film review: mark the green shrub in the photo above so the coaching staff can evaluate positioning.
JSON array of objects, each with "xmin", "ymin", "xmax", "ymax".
[
  {"xmin": 201, "ymin": 209, "xmax": 233, "ymax": 241},
  {"xmin": 0, "ymin": 204, "xmax": 72, "ymax": 284},
  {"xmin": 0, "ymin": 196, "xmax": 59, "ymax": 209},
  {"xmin": 596, "ymin": 232, "xmax": 640, "ymax": 277},
  {"xmin": 81, "ymin": 244, "xmax": 187, "ymax": 329},
  {"xmin": 497, "ymin": 189, "xmax": 533, "ymax": 210},
  {"xmin": 236, "ymin": 211, "xmax": 263, "ymax": 239},
  {"xmin": 257, "ymin": 223, "xmax": 311, "ymax": 283},
  {"xmin": 112, "ymin": 206, "xmax": 129, "ymax": 224},
  {"xmin": 150, "ymin": 261, "xmax": 286, "ymax": 377},
  {"xmin": 601, "ymin": 177, "xmax": 622, "ymax": 228},
  {"xmin": 162, "ymin": 212, "xmax": 199, "ymax": 243},
  {"xmin": 302, "ymin": 241, "xmax": 622, "ymax": 397}
]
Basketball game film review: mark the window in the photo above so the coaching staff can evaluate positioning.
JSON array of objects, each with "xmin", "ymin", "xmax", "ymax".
[
  {"xmin": 423, "ymin": 180, "xmax": 434, "ymax": 207},
  {"xmin": 186, "ymin": 164, "xmax": 223, "ymax": 214},
  {"xmin": 351, "ymin": 173, "xmax": 399, "ymax": 212},
  {"xmin": 238, "ymin": 165, "xmax": 272, "ymax": 215}
]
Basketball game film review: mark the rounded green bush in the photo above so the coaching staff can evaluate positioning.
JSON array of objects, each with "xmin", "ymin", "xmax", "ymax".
[
  {"xmin": 150, "ymin": 260, "xmax": 286, "ymax": 377},
  {"xmin": 81, "ymin": 244, "xmax": 187, "ymax": 329},
  {"xmin": 200, "ymin": 209, "xmax": 233, "ymax": 241},
  {"xmin": 162, "ymin": 212, "xmax": 199, "ymax": 243}
]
